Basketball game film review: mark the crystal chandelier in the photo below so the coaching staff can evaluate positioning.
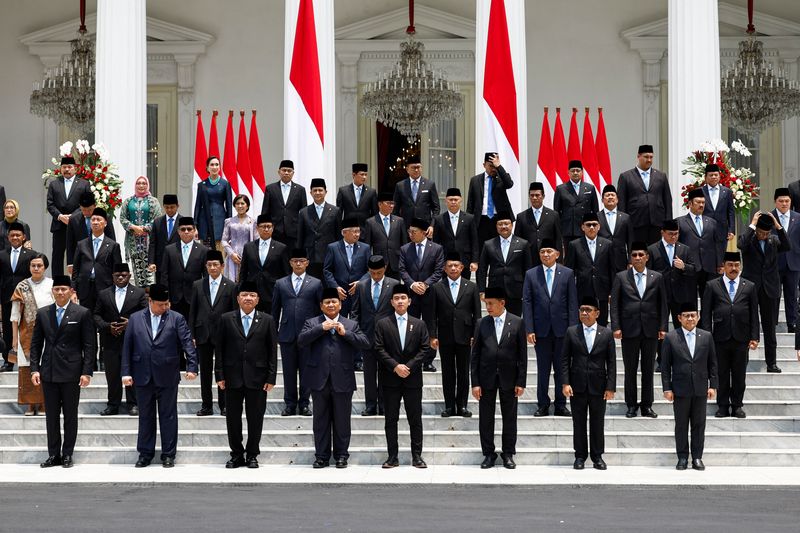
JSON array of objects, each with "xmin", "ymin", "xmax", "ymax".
[
  {"xmin": 361, "ymin": 0, "xmax": 463, "ymax": 142},
  {"xmin": 720, "ymin": 0, "xmax": 800, "ymax": 136},
  {"xmin": 29, "ymin": 0, "xmax": 95, "ymax": 136}
]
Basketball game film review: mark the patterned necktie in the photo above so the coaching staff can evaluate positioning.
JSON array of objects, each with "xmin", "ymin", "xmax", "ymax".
[
  {"xmin": 373, "ymin": 282, "xmax": 381, "ymax": 309},
  {"xmin": 417, "ymin": 243, "xmax": 424, "ymax": 264},
  {"xmin": 486, "ymin": 177, "xmax": 495, "ymax": 218},
  {"xmin": 695, "ymin": 215, "xmax": 703, "ymax": 236},
  {"xmin": 450, "ymin": 280, "xmax": 458, "ymax": 303},
  {"xmin": 729, "ymin": 279, "xmax": 736, "ymax": 301},
  {"xmin": 546, "ymin": 268, "xmax": 553, "ymax": 296},
  {"xmin": 10, "ymin": 249, "xmax": 18, "ymax": 272},
  {"xmin": 686, "ymin": 331, "xmax": 695, "ymax": 357},
  {"xmin": 355, "ymin": 186, "xmax": 362, "ymax": 205},
  {"xmin": 346, "ymin": 244, "xmax": 353, "ymax": 267},
  {"xmin": 383, "ymin": 216, "xmax": 390, "ymax": 236},
  {"xmin": 56, "ymin": 307, "xmax": 64, "ymax": 327},
  {"xmin": 167, "ymin": 217, "xmax": 174, "ymax": 238},
  {"xmin": 666, "ymin": 244, "xmax": 674, "ymax": 265},
  {"xmin": 397, "ymin": 316, "xmax": 406, "ymax": 349},
  {"xmin": 501, "ymin": 238, "xmax": 509, "ymax": 261},
  {"xmin": 411, "ymin": 180, "xmax": 419, "ymax": 202},
  {"xmin": 210, "ymin": 279, "xmax": 218, "ymax": 304},
  {"xmin": 636, "ymin": 272, "xmax": 645, "ymax": 298},
  {"xmin": 495, "ymin": 317, "xmax": 503, "ymax": 343},
  {"xmin": 242, "ymin": 314, "xmax": 251, "ymax": 335},
  {"xmin": 294, "ymin": 276, "xmax": 303, "ymax": 295}
]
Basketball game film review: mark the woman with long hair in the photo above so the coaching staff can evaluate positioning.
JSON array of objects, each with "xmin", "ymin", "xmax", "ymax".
[
  {"xmin": 120, "ymin": 176, "xmax": 163, "ymax": 286},
  {"xmin": 220, "ymin": 194, "xmax": 257, "ymax": 280},
  {"xmin": 0, "ymin": 199, "xmax": 32, "ymax": 250},
  {"xmin": 194, "ymin": 156, "xmax": 232, "ymax": 250}
]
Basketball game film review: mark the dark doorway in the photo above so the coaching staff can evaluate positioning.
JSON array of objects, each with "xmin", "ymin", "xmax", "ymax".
[{"xmin": 376, "ymin": 121, "xmax": 420, "ymax": 194}]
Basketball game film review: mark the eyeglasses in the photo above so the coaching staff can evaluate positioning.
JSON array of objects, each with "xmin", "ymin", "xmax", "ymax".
[
  {"xmin": 579, "ymin": 307, "xmax": 597, "ymax": 313},
  {"xmin": 630, "ymin": 252, "xmax": 647, "ymax": 258},
  {"xmin": 179, "ymin": 227, "xmax": 194, "ymax": 232},
  {"xmin": 583, "ymin": 223, "xmax": 599, "ymax": 228}
]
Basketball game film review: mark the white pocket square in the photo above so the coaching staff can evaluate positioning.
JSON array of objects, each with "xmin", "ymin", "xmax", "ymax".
[
  {"xmin": 67, "ymin": 321, "xmax": 78, "ymax": 324},
  {"xmin": 420, "ymin": 190, "xmax": 429, "ymax": 194}
]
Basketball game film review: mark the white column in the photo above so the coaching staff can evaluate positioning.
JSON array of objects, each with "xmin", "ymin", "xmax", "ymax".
[
  {"xmin": 640, "ymin": 52, "xmax": 663, "ymax": 167},
  {"xmin": 337, "ymin": 52, "xmax": 360, "ymax": 189},
  {"xmin": 668, "ymin": 0, "xmax": 720, "ymax": 216},
  {"xmin": 781, "ymin": 55, "xmax": 800, "ymax": 185},
  {"xmin": 175, "ymin": 56, "xmax": 197, "ymax": 208}
]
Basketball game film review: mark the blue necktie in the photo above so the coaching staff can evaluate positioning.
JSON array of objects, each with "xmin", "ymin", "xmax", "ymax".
[
  {"xmin": 167, "ymin": 217, "xmax": 174, "ymax": 238},
  {"xmin": 417, "ymin": 243, "xmax": 424, "ymax": 264},
  {"xmin": 316, "ymin": 204, "xmax": 324, "ymax": 220},
  {"xmin": 383, "ymin": 216, "xmax": 390, "ymax": 236},
  {"xmin": 411, "ymin": 180, "xmax": 419, "ymax": 202},
  {"xmin": 151, "ymin": 314, "xmax": 160, "ymax": 338},
  {"xmin": 686, "ymin": 331, "xmax": 695, "ymax": 357},
  {"xmin": 760, "ymin": 240, "xmax": 766, "ymax": 253},
  {"xmin": 346, "ymin": 244, "xmax": 353, "ymax": 267},
  {"xmin": 495, "ymin": 317, "xmax": 503, "ymax": 343},
  {"xmin": 294, "ymin": 276, "xmax": 302, "ymax": 295},
  {"xmin": 636, "ymin": 272, "xmax": 645, "ymax": 298},
  {"xmin": 729, "ymin": 279, "xmax": 736, "ymax": 301},
  {"xmin": 64, "ymin": 178, "xmax": 73, "ymax": 198},
  {"xmin": 584, "ymin": 327, "xmax": 594, "ymax": 350},
  {"xmin": 666, "ymin": 244, "xmax": 674, "ymax": 265},
  {"xmin": 641, "ymin": 170, "xmax": 650, "ymax": 191},
  {"xmin": 588, "ymin": 240, "xmax": 596, "ymax": 261},
  {"xmin": 695, "ymin": 215, "xmax": 703, "ymax": 236},
  {"xmin": 85, "ymin": 217, "xmax": 91, "ymax": 235},
  {"xmin": 450, "ymin": 280, "xmax": 459, "ymax": 303},
  {"xmin": 242, "ymin": 314, "xmax": 251, "ymax": 336},
  {"xmin": 573, "ymin": 182, "xmax": 580, "ymax": 195},
  {"xmin": 486, "ymin": 177, "xmax": 495, "ymax": 218},
  {"xmin": 210, "ymin": 279, "xmax": 218, "ymax": 304},
  {"xmin": 56, "ymin": 307, "xmax": 64, "ymax": 327},
  {"xmin": 182, "ymin": 243, "xmax": 191, "ymax": 266},
  {"xmin": 10, "ymin": 249, "xmax": 18, "ymax": 272},
  {"xmin": 546, "ymin": 268, "xmax": 553, "ymax": 296},
  {"xmin": 260, "ymin": 241, "xmax": 268, "ymax": 265},
  {"xmin": 373, "ymin": 282, "xmax": 381, "ymax": 309},
  {"xmin": 501, "ymin": 239, "xmax": 509, "ymax": 261},
  {"xmin": 397, "ymin": 316, "xmax": 406, "ymax": 349},
  {"xmin": 606, "ymin": 211, "xmax": 616, "ymax": 233},
  {"xmin": 534, "ymin": 209, "xmax": 541, "ymax": 225},
  {"xmin": 355, "ymin": 186, "xmax": 362, "ymax": 205},
  {"xmin": 93, "ymin": 237, "xmax": 101, "ymax": 258}
]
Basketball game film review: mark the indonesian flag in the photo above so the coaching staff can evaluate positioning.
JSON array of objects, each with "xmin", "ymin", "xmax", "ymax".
[
  {"xmin": 581, "ymin": 108, "xmax": 602, "ymax": 205},
  {"xmin": 236, "ymin": 111, "xmax": 253, "ymax": 201},
  {"xmin": 223, "ymin": 111, "xmax": 237, "ymax": 195},
  {"xmin": 208, "ymin": 111, "xmax": 221, "ymax": 166},
  {"xmin": 476, "ymin": 0, "xmax": 527, "ymax": 215},
  {"xmin": 248, "ymin": 111, "xmax": 266, "ymax": 214},
  {"xmin": 595, "ymin": 108, "xmax": 613, "ymax": 190},
  {"xmin": 191, "ymin": 111, "xmax": 207, "ymax": 212},
  {"xmin": 567, "ymin": 108, "xmax": 581, "ymax": 163},
  {"xmin": 536, "ymin": 108, "xmax": 557, "ymax": 208},
  {"xmin": 552, "ymin": 108, "xmax": 569, "ymax": 183}
]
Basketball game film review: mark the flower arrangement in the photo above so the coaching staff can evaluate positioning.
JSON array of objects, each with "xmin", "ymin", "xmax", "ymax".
[
  {"xmin": 42, "ymin": 140, "xmax": 123, "ymax": 219},
  {"xmin": 680, "ymin": 139, "xmax": 758, "ymax": 219}
]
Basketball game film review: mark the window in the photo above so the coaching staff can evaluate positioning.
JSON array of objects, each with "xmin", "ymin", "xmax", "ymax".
[
  {"xmin": 146, "ymin": 103, "xmax": 159, "ymax": 197},
  {"xmin": 427, "ymin": 119, "xmax": 457, "ymax": 192}
]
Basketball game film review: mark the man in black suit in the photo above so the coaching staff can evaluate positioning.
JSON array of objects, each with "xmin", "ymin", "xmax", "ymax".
[
  {"xmin": 647, "ymin": 219, "xmax": 697, "ymax": 329},
  {"xmin": 467, "ymin": 152, "xmax": 514, "ymax": 248},
  {"xmin": 29, "ymin": 275, "xmax": 95, "ymax": 468},
  {"xmin": 215, "ymin": 281, "xmax": 278, "ymax": 469},
  {"xmin": 296, "ymin": 178, "xmax": 340, "ymax": 280},
  {"xmin": 66, "ymin": 192, "xmax": 116, "ymax": 275},
  {"xmin": 471, "ymin": 286, "xmax": 527, "ymax": 470},
  {"xmin": 617, "ymin": 144, "xmax": 673, "ymax": 245},
  {"xmin": 0, "ymin": 223, "xmax": 36, "ymax": 371},
  {"xmin": 93, "ymin": 263, "xmax": 147, "ymax": 416},
  {"xmin": 476, "ymin": 213, "xmax": 531, "ymax": 316},
  {"xmin": 46, "ymin": 156, "xmax": 92, "ymax": 275},
  {"xmin": 398, "ymin": 217, "xmax": 444, "ymax": 372},
  {"xmin": 432, "ymin": 188, "xmax": 479, "ymax": 278},
  {"xmin": 189, "ymin": 250, "xmax": 237, "ymax": 417},
  {"xmin": 160, "ymin": 217, "xmax": 209, "ymax": 320},
  {"xmin": 553, "ymin": 160, "xmax": 599, "ymax": 253},
  {"xmin": 362, "ymin": 192, "xmax": 407, "ymax": 280},
  {"xmin": 350, "ymin": 255, "xmax": 399, "ymax": 416},
  {"xmin": 239, "ymin": 214, "xmax": 290, "ymax": 313},
  {"xmin": 336, "ymin": 163, "xmax": 378, "ymax": 230},
  {"xmin": 610, "ymin": 242, "xmax": 668, "ymax": 418},
  {"xmin": 147, "ymin": 194, "xmax": 182, "ymax": 283},
  {"xmin": 702, "ymin": 164, "xmax": 736, "ymax": 259},
  {"xmin": 428, "ymin": 253, "xmax": 482, "ymax": 417},
  {"xmin": 598, "ymin": 184, "xmax": 633, "ymax": 273},
  {"xmin": 71, "ymin": 208, "xmax": 122, "ymax": 315},
  {"xmin": 565, "ymin": 212, "xmax": 616, "ymax": 326},
  {"xmin": 375, "ymin": 284, "xmax": 431, "ymax": 469},
  {"xmin": 678, "ymin": 188, "xmax": 723, "ymax": 302},
  {"xmin": 513, "ymin": 182, "xmax": 563, "ymax": 266},
  {"xmin": 561, "ymin": 296, "xmax": 616, "ymax": 470},
  {"xmin": 392, "ymin": 156, "xmax": 440, "ymax": 234},
  {"xmin": 772, "ymin": 188, "xmax": 800, "ymax": 332},
  {"xmin": 702, "ymin": 252, "xmax": 759, "ymax": 419},
  {"xmin": 298, "ymin": 288, "xmax": 370, "ymax": 469},
  {"xmin": 661, "ymin": 303, "xmax": 718, "ymax": 471},
  {"xmin": 738, "ymin": 211, "xmax": 790, "ymax": 373},
  {"xmin": 260, "ymin": 159, "xmax": 307, "ymax": 245}
]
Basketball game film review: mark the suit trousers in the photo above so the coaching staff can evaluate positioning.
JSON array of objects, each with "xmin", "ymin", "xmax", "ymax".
[
  {"xmin": 171, "ymin": 300, "xmax": 191, "ymax": 370},
  {"xmin": 41, "ymin": 380, "xmax": 80, "ymax": 457},
  {"xmin": 673, "ymin": 394, "xmax": 707, "ymax": 460},
  {"xmin": 757, "ymin": 287, "xmax": 778, "ymax": 366},
  {"xmin": 383, "ymin": 385, "xmax": 423, "ymax": 459},
  {"xmin": 103, "ymin": 346, "xmax": 137, "ymax": 408},
  {"xmin": 135, "ymin": 382, "xmax": 179, "ymax": 460},
  {"xmin": 225, "ymin": 386, "xmax": 267, "ymax": 458},
  {"xmin": 311, "ymin": 379, "xmax": 354, "ymax": 461},
  {"xmin": 197, "ymin": 342, "xmax": 225, "ymax": 410},
  {"xmin": 695, "ymin": 271, "xmax": 720, "ymax": 306},
  {"xmin": 477, "ymin": 215, "xmax": 498, "ymax": 255},
  {"xmin": 621, "ymin": 336, "xmax": 658, "ymax": 408},
  {"xmin": 362, "ymin": 349, "xmax": 384, "ymax": 412},
  {"xmin": 715, "ymin": 339, "xmax": 749, "ymax": 410},
  {"xmin": 777, "ymin": 268, "xmax": 799, "ymax": 326},
  {"xmin": 478, "ymin": 375, "xmax": 518, "ymax": 456},
  {"xmin": 597, "ymin": 298, "xmax": 609, "ymax": 327},
  {"xmin": 280, "ymin": 341, "xmax": 310, "ymax": 410},
  {"xmin": 534, "ymin": 335, "xmax": 566, "ymax": 409},
  {"xmin": 51, "ymin": 227, "xmax": 67, "ymax": 276},
  {"xmin": 1, "ymin": 301, "xmax": 12, "ymax": 365},
  {"xmin": 569, "ymin": 392, "xmax": 606, "ymax": 460},
  {"xmin": 409, "ymin": 291, "xmax": 437, "ymax": 365},
  {"xmin": 439, "ymin": 342, "xmax": 470, "ymax": 411},
  {"xmin": 657, "ymin": 302, "xmax": 683, "ymax": 365}
]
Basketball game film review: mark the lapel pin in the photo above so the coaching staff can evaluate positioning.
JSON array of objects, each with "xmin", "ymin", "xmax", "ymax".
[{"xmin": 409, "ymin": 324, "xmax": 414, "ymax": 332}]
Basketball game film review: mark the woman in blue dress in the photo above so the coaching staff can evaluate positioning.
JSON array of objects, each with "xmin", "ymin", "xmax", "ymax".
[{"xmin": 194, "ymin": 155, "xmax": 232, "ymax": 250}]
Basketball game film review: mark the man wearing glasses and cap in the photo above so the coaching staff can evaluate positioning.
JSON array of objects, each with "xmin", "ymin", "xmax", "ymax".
[
  {"xmin": 362, "ymin": 192, "xmax": 408, "ymax": 280},
  {"xmin": 297, "ymin": 178, "xmax": 340, "ymax": 280},
  {"xmin": 71, "ymin": 207, "xmax": 122, "ymax": 317},
  {"xmin": 239, "ymin": 214, "xmax": 290, "ymax": 314},
  {"xmin": 701, "ymin": 164, "xmax": 735, "ymax": 260},
  {"xmin": 392, "ymin": 156, "xmax": 440, "ymax": 235},
  {"xmin": 617, "ymin": 145, "xmax": 672, "ymax": 245},
  {"xmin": 160, "ymin": 216, "xmax": 210, "ymax": 322},
  {"xmin": 467, "ymin": 152, "xmax": 514, "ymax": 249},
  {"xmin": 66, "ymin": 191, "xmax": 117, "ymax": 276},
  {"xmin": 565, "ymin": 212, "xmax": 615, "ymax": 326}
]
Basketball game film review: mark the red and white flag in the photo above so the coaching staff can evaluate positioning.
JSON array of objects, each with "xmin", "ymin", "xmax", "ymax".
[
  {"xmin": 191, "ymin": 111, "xmax": 207, "ymax": 212},
  {"xmin": 552, "ymin": 108, "xmax": 569, "ymax": 184},
  {"xmin": 581, "ymin": 108, "xmax": 602, "ymax": 204},
  {"xmin": 536, "ymin": 109, "xmax": 557, "ymax": 209},
  {"xmin": 223, "ymin": 111, "xmax": 237, "ymax": 196},
  {"xmin": 236, "ymin": 111, "xmax": 253, "ymax": 201},
  {"xmin": 595, "ymin": 108, "xmax": 612, "ymax": 190},
  {"xmin": 567, "ymin": 108, "xmax": 581, "ymax": 163},
  {"xmin": 249, "ymin": 111, "xmax": 266, "ymax": 213}
]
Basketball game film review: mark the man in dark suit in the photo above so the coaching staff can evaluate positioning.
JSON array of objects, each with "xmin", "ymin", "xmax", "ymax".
[
  {"xmin": 433, "ymin": 188, "xmax": 479, "ymax": 279},
  {"xmin": 71, "ymin": 208, "xmax": 122, "ymax": 315},
  {"xmin": 428, "ymin": 253, "xmax": 482, "ymax": 417},
  {"xmin": 375, "ymin": 284, "xmax": 431, "ymax": 468},
  {"xmin": 260, "ymin": 159, "xmax": 308, "ymax": 245},
  {"xmin": 598, "ymin": 184, "xmax": 633, "ymax": 273},
  {"xmin": 66, "ymin": 192, "xmax": 116, "ymax": 276},
  {"xmin": 322, "ymin": 218, "xmax": 371, "ymax": 319},
  {"xmin": 392, "ymin": 156, "xmax": 440, "ymax": 234},
  {"xmin": 29, "ymin": 276, "xmax": 95, "ymax": 468},
  {"xmin": 610, "ymin": 242, "xmax": 668, "ymax": 418},
  {"xmin": 121, "ymin": 284, "xmax": 198, "ymax": 468},
  {"xmin": 523, "ymin": 239, "xmax": 578, "ymax": 418},
  {"xmin": 617, "ymin": 144, "xmax": 672, "ymax": 245},
  {"xmin": 513, "ymin": 182, "xmax": 563, "ymax": 266},
  {"xmin": 46, "ymin": 156, "xmax": 92, "ymax": 275},
  {"xmin": 553, "ymin": 160, "xmax": 599, "ymax": 252},
  {"xmin": 147, "ymin": 194, "xmax": 182, "ymax": 283},
  {"xmin": 0, "ymin": 223, "xmax": 36, "ymax": 371},
  {"xmin": 738, "ymin": 211, "xmax": 790, "ymax": 373},
  {"xmin": 561, "ymin": 296, "xmax": 616, "ymax": 470},
  {"xmin": 471, "ymin": 286, "xmax": 527, "ymax": 469},
  {"xmin": 160, "ymin": 217, "xmax": 209, "ymax": 320},
  {"xmin": 476, "ymin": 213, "xmax": 531, "ymax": 316},
  {"xmin": 298, "ymin": 288, "xmax": 370, "ymax": 469},
  {"xmin": 189, "ymin": 250, "xmax": 236, "ymax": 417},
  {"xmin": 215, "ymin": 281, "xmax": 278, "ymax": 469},
  {"xmin": 336, "ymin": 163, "xmax": 378, "ymax": 230},
  {"xmin": 297, "ymin": 178, "xmax": 340, "ymax": 280},
  {"xmin": 678, "ymin": 188, "xmax": 723, "ymax": 302},
  {"xmin": 467, "ymin": 152, "xmax": 514, "ymax": 248},
  {"xmin": 350, "ymin": 255, "xmax": 399, "ymax": 416},
  {"xmin": 398, "ymin": 217, "xmax": 444, "ymax": 372},
  {"xmin": 271, "ymin": 249, "xmax": 323, "ymax": 416},
  {"xmin": 647, "ymin": 219, "xmax": 697, "ymax": 329},
  {"xmin": 362, "ymin": 192, "xmax": 407, "ymax": 279},
  {"xmin": 93, "ymin": 263, "xmax": 147, "ymax": 416},
  {"xmin": 661, "ymin": 303, "xmax": 718, "ymax": 471},
  {"xmin": 702, "ymin": 164, "xmax": 735, "ymax": 260},
  {"xmin": 565, "ymin": 212, "xmax": 616, "ymax": 326},
  {"xmin": 239, "ymin": 214, "xmax": 290, "ymax": 313},
  {"xmin": 702, "ymin": 252, "xmax": 759, "ymax": 419},
  {"xmin": 773, "ymin": 188, "xmax": 800, "ymax": 332}
]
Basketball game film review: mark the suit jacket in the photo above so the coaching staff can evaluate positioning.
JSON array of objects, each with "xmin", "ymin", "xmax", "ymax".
[
  {"xmin": 560, "ymin": 323, "xmax": 616, "ymax": 395},
  {"xmin": 93, "ymin": 284, "xmax": 148, "ymax": 352},
  {"xmin": 677, "ymin": 213, "xmax": 723, "ymax": 274},
  {"xmin": 565, "ymin": 237, "xmax": 616, "ymax": 299},
  {"xmin": 392, "ymin": 177, "xmax": 441, "ymax": 226},
  {"xmin": 398, "ymin": 239, "xmax": 445, "ymax": 287},
  {"xmin": 466, "ymin": 167, "xmax": 514, "ymax": 219},
  {"xmin": 148, "ymin": 212, "xmax": 183, "ymax": 280},
  {"xmin": 702, "ymin": 184, "xmax": 735, "ymax": 242},
  {"xmin": 0, "ymin": 219, "xmax": 31, "ymax": 250},
  {"xmin": 194, "ymin": 178, "xmax": 232, "ymax": 243},
  {"xmin": 646, "ymin": 240, "xmax": 697, "ymax": 304},
  {"xmin": 522, "ymin": 264, "xmax": 578, "ymax": 338},
  {"xmin": 789, "ymin": 179, "xmax": 800, "ymax": 214},
  {"xmin": 661, "ymin": 327, "xmax": 718, "ymax": 397},
  {"xmin": 738, "ymin": 225, "xmax": 790, "ymax": 298},
  {"xmin": 362, "ymin": 214, "xmax": 408, "ymax": 272},
  {"xmin": 71, "ymin": 236, "xmax": 123, "ymax": 304},
  {"xmin": 260, "ymin": 180, "xmax": 308, "ymax": 243},
  {"xmin": 214, "ymin": 309, "xmax": 278, "ymax": 389},
  {"xmin": 513, "ymin": 206, "xmax": 563, "ymax": 265},
  {"xmin": 701, "ymin": 276, "xmax": 760, "ymax": 343},
  {"xmin": 597, "ymin": 209, "xmax": 634, "ymax": 273},
  {"xmin": 0, "ymin": 246, "xmax": 36, "ymax": 302},
  {"xmin": 336, "ymin": 183, "xmax": 378, "ymax": 229},
  {"xmin": 65, "ymin": 210, "xmax": 116, "ymax": 267},
  {"xmin": 350, "ymin": 275, "xmax": 400, "ymax": 343},
  {"xmin": 432, "ymin": 210, "xmax": 480, "ymax": 265},
  {"xmin": 374, "ymin": 314, "xmax": 430, "ymax": 388},
  {"xmin": 29, "ymin": 302, "xmax": 96, "ymax": 382},
  {"xmin": 323, "ymin": 240, "xmax": 371, "ymax": 289},
  {"xmin": 46, "ymin": 177, "xmax": 92, "ymax": 232},
  {"xmin": 428, "ymin": 277, "xmax": 482, "ymax": 345},
  {"xmin": 773, "ymin": 209, "xmax": 800, "ymax": 272},
  {"xmin": 188, "ymin": 275, "xmax": 237, "ymax": 344},
  {"xmin": 616, "ymin": 167, "xmax": 672, "ymax": 227},
  {"xmin": 239, "ymin": 238, "xmax": 290, "ymax": 305},
  {"xmin": 552, "ymin": 181, "xmax": 599, "ymax": 238},
  {"xmin": 297, "ymin": 202, "xmax": 340, "ymax": 264},
  {"xmin": 271, "ymin": 274, "xmax": 324, "ymax": 343},
  {"xmin": 298, "ymin": 314, "xmax": 370, "ymax": 393},
  {"xmin": 470, "ymin": 312, "xmax": 527, "ymax": 390},
  {"xmin": 610, "ymin": 268, "xmax": 669, "ymax": 338},
  {"xmin": 476, "ymin": 235, "xmax": 531, "ymax": 294},
  {"xmin": 120, "ymin": 308, "xmax": 198, "ymax": 387},
  {"xmin": 160, "ymin": 240, "xmax": 210, "ymax": 305}
]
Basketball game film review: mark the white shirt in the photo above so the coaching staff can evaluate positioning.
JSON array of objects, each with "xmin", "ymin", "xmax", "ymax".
[
  {"xmin": 633, "ymin": 267, "xmax": 648, "ymax": 294},
  {"xmin": 494, "ymin": 311, "xmax": 507, "ymax": 343},
  {"xmin": 682, "ymin": 327, "xmax": 697, "ymax": 357},
  {"xmin": 482, "ymin": 172, "xmax": 492, "ymax": 216},
  {"xmin": 449, "ymin": 210, "xmax": 460, "ymax": 234},
  {"xmin": 725, "ymin": 275, "xmax": 740, "ymax": 299},
  {"xmin": 314, "ymin": 202, "xmax": 325, "ymax": 218},
  {"xmin": 240, "ymin": 309, "xmax": 255, "ymax": 321}
]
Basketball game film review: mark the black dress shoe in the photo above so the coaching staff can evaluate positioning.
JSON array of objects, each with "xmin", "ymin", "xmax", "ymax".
[
  {"xmin": 226, "ymin": 456, "xmax": 246, "ymax": 469},
  {"xmin": 100, "ymin": 407, "xmax": 119, "ymax": 416},
  {"xmin": 625, "ymin": 406, "xmax": 638, "ymax": 418},
  {"xmin": 767, "ymin": 364, "xmax": 782, "ymax": 373},
  {"xmin": 61, "ymin": 455, "xmax": 73, "ymax": 468},
  {"xmin": 480, "ymin": 454, "xmax": 497, "ymax": 469},
  {"xmin": 196, "ymin": 407, "xmax": 213, "ymax": 416},
  {"xmin": 500, "ymin": 453, "xmax": 516, "ymax": 469},
  {"xmin": 640, "ymin": 407, "xmax": 658, "ymax": 418},
  {"xmin": 246, "ymin": 457, "xmax": 259, "ymax": 469},
  {"xmin": 534, "ymin": 406, "xmax": 550, "ymax": 417},
  {"xmin": 423, "ymin": 363, "xmax": 437, "ymax": 372},
  {"xmin": 281, "ymin": 407, "xmax": 296, "ymax": 416},
  {"xmin": 0, "ymin": 363, "xmax": 14, "ymax": 372},
  {"xmin": 715, "ymin": 408, "xmax": 730, "ymax": 418},
  {"xmin": 162, "ymin": 457, "xmax": 175, "ymax": 468},
  {"xmin": 220, "ymin": 408, "xmax": 227, "ymax": 417},
  {"xmin": 554, "ymin": 407, "xmax": 571, "ymax": 417},
  {"xmin": 573, "ymin": 458, "xmax": 585, "ymax": 470},
  {"xmin": 592, "ymin": 458, "xmax": 607, "ymax": 470},
  {"xmin": 676, "ymin": 458, "xmax": 688, "ymax": 470},
  {"xmin": 312, "ymin": 459, "xmax": 329, "ymax": 469},
  {"xmin": 128, "ymin": 406, "xmax": 139, "ymax": 416},
  {"xmin": 335, "ymin": 458, "xmax": 348, "ymax": 469},
  {"xmin": 441, "ymin": 408, "xmax": 455, "ymax": 418},
  {"xmin": 459, "ymin": 408, "xmax": 473, "ymax": 418},
  {"xmin": 354, "ymin": 362, "xmax": 364, "ymax": 372},
  {"xmin": 40, "ymin": 455, "xmax": 62, "ymax": 468},
  {"xmin": 692, "ymin": 458, "xmax": 705, "ymax": 471},
  {"xmin": 382, "ymin": 457, "xmax": 399, "ymax": 469},
  {"xmin": 732, "ymin": 407, "xmax": 747, "ymax": 418},
  {"xmin": 412, "ymin": 455, "xmax": 427, "ymax": 468},
  {"xmin": 134, "ymin": 456, "xmax": 152, "ymax": 468},
  {"xmin": 361, "ymin": 408, "xmax": 377, "ymax": 416},
  {"xmin": 299, "ymin": 407, "xmax": 312, "ymax": 416}
]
